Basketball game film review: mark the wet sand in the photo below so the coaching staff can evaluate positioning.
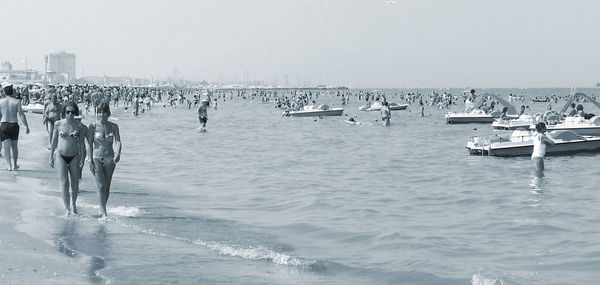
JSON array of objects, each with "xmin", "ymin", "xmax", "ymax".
[{"xmin": 0, "ymin": 114, "xmax": 90, "ymax": 284}]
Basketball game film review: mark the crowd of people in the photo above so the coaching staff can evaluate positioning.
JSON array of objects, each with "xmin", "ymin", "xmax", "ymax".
[{"xmin": 2, "ymin": 82, "xmax": 599, "ymax": 215}]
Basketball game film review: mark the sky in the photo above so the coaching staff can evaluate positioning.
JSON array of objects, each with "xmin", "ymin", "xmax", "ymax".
[{"xmin": 1, "ymin": 0, "xmax": 599, "ymax": 88}]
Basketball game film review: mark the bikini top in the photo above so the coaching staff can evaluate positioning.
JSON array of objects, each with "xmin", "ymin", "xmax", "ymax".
[
  {"xmin": 94, "ymin": 126, "xmax": 114, "ymax": 143},
  {"xmin": 59, "ymin": 129, "xmax": 80, "ymax": 139}
]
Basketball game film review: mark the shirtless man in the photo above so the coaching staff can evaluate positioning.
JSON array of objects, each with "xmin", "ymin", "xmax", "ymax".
[{"xmin": 0, "ymin": 84, "xmax": 30, "ymax": 171}]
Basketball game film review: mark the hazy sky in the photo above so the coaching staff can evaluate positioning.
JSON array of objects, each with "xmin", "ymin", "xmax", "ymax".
[{"xmin": 1, "ymin": 0, "xmax": 599, "ymax": 88}]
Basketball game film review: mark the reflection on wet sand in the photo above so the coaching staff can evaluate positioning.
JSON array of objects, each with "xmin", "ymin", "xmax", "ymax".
[{"xmin": 55, "ymin": 219, "xmax": 110, "ymax": 283}]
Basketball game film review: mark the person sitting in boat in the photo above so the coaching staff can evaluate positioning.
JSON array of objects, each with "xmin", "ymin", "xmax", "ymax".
[
  {"xmin": 518, "ymin": 105, "xmax": 526, "ymax": 116},
  {"xmin": 499, "ymin": 107, "xmax": 509, "ymax": 119},
  {"xmin": 566, "ymin": 103, "xmax": 577, "ymax": 117},
  {"xmin": 575, "ymin": 104, "xmax": 586, "ymax": 118},
  {"xmin": 486, "ymin": 101, "xmax": 496, "ymax": 114}
]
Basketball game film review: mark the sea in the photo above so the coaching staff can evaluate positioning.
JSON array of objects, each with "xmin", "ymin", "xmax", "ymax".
[{"xmin": 1, "ymin": 88, "xmax": 599, "ymax": 285}]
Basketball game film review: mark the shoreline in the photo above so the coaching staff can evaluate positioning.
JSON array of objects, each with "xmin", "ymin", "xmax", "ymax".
[{"xmin": 0, "ymin": 115, "xmax": 93, "ymax": 284}]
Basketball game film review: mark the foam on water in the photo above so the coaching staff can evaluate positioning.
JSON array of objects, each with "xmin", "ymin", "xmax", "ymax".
[
  {"xmin": 192, "ymin": 239, "xmax": 306, "ymax": 267},
  {"xmin": 472, "ymin": 273, "xmax": 504, "ymax": 285}
]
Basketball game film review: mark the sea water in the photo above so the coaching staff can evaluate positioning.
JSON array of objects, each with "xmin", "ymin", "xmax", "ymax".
[{"xmin": 2, "ymin": 88, "xmax": 600, "ymax": 284}]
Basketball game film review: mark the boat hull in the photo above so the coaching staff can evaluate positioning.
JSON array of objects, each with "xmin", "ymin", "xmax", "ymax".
[
  {"xmin": 492, "ymin": 121, "xmax": 533, "ymax": 130},
  {"xmin": 467, "ymin": 137, "xmax": 600, "ymax": 157},
  {"xmin": 360, "ymin": 103, "xmax": 408, "ymax": 111},
  {"xmin": 285, "ymin": 108, "xmax": 344, "ymax": 117},
  {"xmin": 22, "ymin": 103, "xmax": 44, "ymax": 114},
  {"xmin": 447, "ymin": 114, "xmax": 495, "ymax": 124}
]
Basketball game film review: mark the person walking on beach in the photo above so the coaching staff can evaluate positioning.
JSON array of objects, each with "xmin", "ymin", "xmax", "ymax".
[
  {"xmin": 379, "ymin": 101, "xmax": 391, "ymax": 126},
  {"xmin": 532, "ymin": 122, "xmax": 555, "ymax": 172},
  {"xmin": 87, "ymin": 103, "xmax": 122, "ymax": 218},
  {"xmin": 197, "ymin": 99, "xmax": 209, "ymax": 130},
  {"xmin": 0, "ymin": 84, "xmax": 30, "ymax": 171},
  {"xmin": 49, "ymin": 102, "xmax": 86, "ymax": 215},
  {"xmin": 44, "ymin": 93, "xmax": 63, "ymax": 147}
]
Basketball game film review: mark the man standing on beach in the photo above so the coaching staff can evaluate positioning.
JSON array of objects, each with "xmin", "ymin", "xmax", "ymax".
[{"xmin": 0, "ymin": 84, "xmax": 30, "ymax": 171}]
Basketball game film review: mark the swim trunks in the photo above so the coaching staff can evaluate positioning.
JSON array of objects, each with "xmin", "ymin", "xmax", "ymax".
[
  {"xmin": 0, "ymin": 122, "xmax": 20, "ymax": 141},
  {"xmin": 199, "ymin": 116, "xmax": 208, "ymax": 123}
]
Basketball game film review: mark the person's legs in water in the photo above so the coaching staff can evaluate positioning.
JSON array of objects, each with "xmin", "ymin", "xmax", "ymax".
[
  {"xmin": 533, "ymin": 156, "xmax": 544, "ymax": 172},
  {"xmin": 93, "ymin": 157, "xmax": 116, "ymax": 217},
  {"xmin": 67, "ymin": 154, "xmax": 81, "ymax": 214},
  {"xmin": 56, "ymin": 153, "xmax": 72, "ymax": 215}
]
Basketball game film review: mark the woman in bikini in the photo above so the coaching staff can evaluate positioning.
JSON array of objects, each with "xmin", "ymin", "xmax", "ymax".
[
  {"xmin": 49, "ymin": 102, "xmax": 86, "ymax": 215},
  {"xmin": 87, "ymin": 103, "xmax": 122, "ymax": 218},
  {"xmin": 44, "ymin": 93, "xmax": 63, "ymax": 147}
]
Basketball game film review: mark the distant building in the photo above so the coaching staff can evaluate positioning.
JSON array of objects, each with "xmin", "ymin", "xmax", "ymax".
[
  {"xmin": 1, "ymin": 61, "xmax": 13, "ymax": 71},
  {"xmin": 0, "ymin": 61, "xmax": 40, "ymax": 82},
  {"xmin": 46, "ymin": 52, "xmax": 76, "ymax": 83}
]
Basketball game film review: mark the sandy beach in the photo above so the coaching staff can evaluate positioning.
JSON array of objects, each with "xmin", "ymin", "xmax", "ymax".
[{"xmin": 0, "ymin": 117, "xmax": 91, "ymax": 284}]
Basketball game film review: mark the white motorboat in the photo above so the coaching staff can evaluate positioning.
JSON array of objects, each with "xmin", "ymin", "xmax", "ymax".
[
  {"xmin": 466, "ymin": 129, "xmax": 600, "ymax": 157},
  {"xmin": 446, "ymin": 93, "xmax": 519, "ymax": 124},
  {"xmin": 492, "ymin": 114, "xmax": 536, "ymax": 130},
  {"xmin": 283, "ymin": 105, "xmax": 344, "ymax": 117},
  {"xmin": 22, "ymin": 102, "xmax": 44, "ymax": 114},
  {"xmin": 359, "ymin": 102, "xmax": 408, "ymax": 111},
  {"xmin": 446, "ymin": 109, "xmax": 518, "ymax": 124}
]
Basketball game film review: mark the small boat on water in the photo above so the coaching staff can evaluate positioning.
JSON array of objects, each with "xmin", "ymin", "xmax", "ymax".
[
  {"xmin": 22, "ymin": 102, "xmax": 44, "ymax": 114},
  {"xmin": 492, "ymin": 114, "xmax": 536, "ymax": 130},
  {"xmin": 466, "ymin": 129, "xmax": 600, "ymax": 157},
  {"xmin": 535, "ymin": 92, "xmax": 600, "ymax": 136},
  {"xmin": 359, "ymin": 102, "xmax": 408, "ymax": 111},
  {"xmin": 543, "ymin": 116, "xmax": 600, "ymax": 136},
  {"xmin": 283, "ymin": 105, "xmax": 344, "ymax": 117},
  {"xmin": 447, "ymin": 110, "xmax": 518, "ymax": 124},
  {"xmin": 446, "ymin": 93, "xmax": 519, "ymax": 124}
]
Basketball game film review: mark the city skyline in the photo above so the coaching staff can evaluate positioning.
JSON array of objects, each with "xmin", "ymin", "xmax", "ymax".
[{"xmin": 1, "ymin": 0, "xmax": 599, "ymax": 88}]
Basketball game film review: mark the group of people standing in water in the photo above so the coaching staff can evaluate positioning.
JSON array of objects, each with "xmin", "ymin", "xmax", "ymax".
[
  {"xmin": 3, "ymin": 82, "xmax": 216, "ymax": 218},
  {"xmin": 3, "ymin": 82, "xmax": 599, "ymax": 216},
  {"xmin": 1, "ymin": 82, "xmax": 122, "ymax": 218}
]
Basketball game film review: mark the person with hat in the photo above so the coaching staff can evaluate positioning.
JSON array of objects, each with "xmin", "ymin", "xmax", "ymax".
[{"xmin": 0, "ymin": 84, "xmax": 31, "ymax": 171}]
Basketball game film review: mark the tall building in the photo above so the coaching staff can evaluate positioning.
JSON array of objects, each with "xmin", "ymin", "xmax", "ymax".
[
  {"xmin": 1, "ymin": 61, "xmax": 12, "ymax": 71},
  {"xmin": 47, "ymin": 51, "xmax": 76, "ymax": 83}
]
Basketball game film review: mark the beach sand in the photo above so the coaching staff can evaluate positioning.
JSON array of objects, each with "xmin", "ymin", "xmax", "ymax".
[{"xmin": 1, "ymin": 115, "xmax": 91, "ymax": 284}]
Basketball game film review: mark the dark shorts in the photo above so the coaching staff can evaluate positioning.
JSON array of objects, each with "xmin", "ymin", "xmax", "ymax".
[
  {"xmin": 199, "ymin": 116, "xmax": 208, "ymax": 123},
  {"xmin": 0, "ymin": 122, "xmax": 20, "ymax": 141}
]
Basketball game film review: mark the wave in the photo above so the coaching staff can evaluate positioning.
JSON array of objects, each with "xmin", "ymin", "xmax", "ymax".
[{"xmin": 472, "ymin": 272, "xmax": 504, "ymax": 285}]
